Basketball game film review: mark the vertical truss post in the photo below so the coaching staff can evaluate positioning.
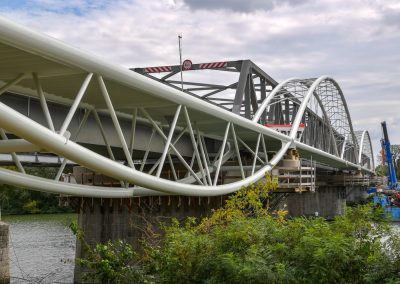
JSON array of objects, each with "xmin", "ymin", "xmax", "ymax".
[
  {"xmin": 196, "ymin": 126, "xmax": 212, "ymax": 185},
  {"xmin": 252, "ymin": 134, "xmax": 261, "ymax": 175},
  {"xmin": 0, "ymin": 73, "xmax": 27, "ymax": 96},
  {"xmin": 260, "ymin": 78, "xmax": 266, "ymax": 124},
  {"xmin": 140, "ymin": 129, "xmax": 156, "ymax": 172},
  {"xmin": 232, "ymin": 60, "xmax": 251, "ymax": 114},
  {"xmin": 244, "ymin": 75, "xmax": 251, "ymax": 118},
  {"xmin": 167, "ymin": 154, "xmax": 178, "ymax": 180},
  {"xmin": 93, "ymin": 110, "xmax": 126, "ymax": 187},
  {"xmin": 97, "ymin": 75, "xmax": 135, "ymax": 169},
  {"xmin": 156, "ymin": 105, "xmax": 181, "ymax": 177},
  {"xmin": 267, "ymin": 99, "xmax": 275, "ymax": 123},
  {"xmin": 261, "ymin": 135, "xmax": 268, "ymax": 163},
  {"xmin": 285, "ymin": 97, "xmax": 290, "ymax": 124},
  {"xmin": 186, "ymin": 148, "xmax": 197, "ymax": 178},
  {"xmin": 213, "ymin": 122, "xmax": 231, "ymax": 186},
  {"xmin": 231, "ymin": 124, "xmax": 245, "ymax": 179},
  {"xmin": 32, "ymin": 73, "xmax": 55, "ymax": 132},
  {"xmin": 183, "ymin": 106, "xmax": 207, "ymax": 184},
  {"xmin": 55, "ymin": 109, "xmax": 92, "ymax": 180},
  {"xmin": 59, "ymin": 73, "xmax": 93, "ymax": 136},
  {"xmin": 200, "ymin": 135, "xmax": 211, "ymax": 166},
  {"xmin": 93, "ymin": 110, "xmax": 115, "ymax": 161},
  {"xmin": 129, "ymin": 108, "xmax": 138, "ymax": 156},
  {"xmin": 249, "ymin": 75, "xmax": 258, "ymax": 114}
]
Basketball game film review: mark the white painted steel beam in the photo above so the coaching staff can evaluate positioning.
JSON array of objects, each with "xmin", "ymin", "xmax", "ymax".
[
  {"xmin": 156, "ymin": 105, "xmax": 181, "ymax": 177},
  {"xmin": 32, "ymin": 73, "xmax": 55, "ymax": 132},
  {"xmin": 97, "ymin": 75, "xmax": 135, "ymax": 169},
  {"xmin": 0, "ymin": 73, "xmax": 28, "ymax": 96},
  {"xmin": 59, "ymin": 73, "xmax": 93, "ymax": 136},
  {"xmin": 0, "ymin": 139, "xmax": 40, "ymax": 153}
]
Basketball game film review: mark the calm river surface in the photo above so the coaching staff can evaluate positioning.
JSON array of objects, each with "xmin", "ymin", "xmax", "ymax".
[{"xmin": 3, "ymin": 214, "xmax": 77, "ymax": 284}]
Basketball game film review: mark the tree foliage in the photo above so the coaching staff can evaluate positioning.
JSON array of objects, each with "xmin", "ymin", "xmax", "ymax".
[
  {"xmin": 0, "ymin": 166, "xmax": 73, "ymax": 215},
  {"xmin": 72, "ymin": 176, "xmax": 400, "ymax": 284}
]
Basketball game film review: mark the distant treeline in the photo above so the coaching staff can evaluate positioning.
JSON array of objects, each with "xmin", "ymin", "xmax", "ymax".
[{"xmin": 0, "ymin": 166, "xmax": 73, "ymax": 215}]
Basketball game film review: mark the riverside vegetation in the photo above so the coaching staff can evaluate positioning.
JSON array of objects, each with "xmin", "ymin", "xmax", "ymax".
[
  {"xmin": 0, "ymin": 167, "xmax": 73, "ymax": 215},
  {"xmin": 71, "ymin": 175, "xmax": 400, "ymax": 284}
]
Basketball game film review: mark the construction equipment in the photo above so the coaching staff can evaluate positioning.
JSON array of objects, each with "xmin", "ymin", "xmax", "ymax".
[{"xmin": 381, "ymin": 121, "xmax": 399, "ymax": 190}]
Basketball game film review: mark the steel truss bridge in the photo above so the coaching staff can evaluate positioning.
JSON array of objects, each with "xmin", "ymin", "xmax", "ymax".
[{"xmin": 0, "ymin": 17, "xmax": 374, "ymax": 198}]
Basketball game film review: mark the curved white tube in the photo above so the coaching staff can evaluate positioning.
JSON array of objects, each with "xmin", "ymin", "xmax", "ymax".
[
  {"xmin": 0, "ymin": 100, "xmax": 291, "ymax": 196},
  {"xmin": 252, "ymin": 78, "xmax": 299, "ymax": 122},
  {"xmin": 358, "ymin": 130, "xmax": 367, "ymax": 165},
  {"xmin": 357, "ymin": 130, "xmax": 375, "ymax": 170}
]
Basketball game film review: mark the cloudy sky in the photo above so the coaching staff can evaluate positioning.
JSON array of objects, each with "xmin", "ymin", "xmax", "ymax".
[{"xmin": 1, "ymin": 0, "xmax": 399, "ymax": 164}]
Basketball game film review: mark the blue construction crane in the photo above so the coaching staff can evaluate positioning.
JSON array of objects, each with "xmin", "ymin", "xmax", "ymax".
[{"xmin": 381, "ymin": 121, "xmax": 399, "ymax": 190}]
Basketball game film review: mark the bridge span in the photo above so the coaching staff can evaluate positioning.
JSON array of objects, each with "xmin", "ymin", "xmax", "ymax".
[
  {"xmin": 0, "ymin": 16, "xmax": 380, "ymax": 283},
  {"xmin": 0, "ymin": 16, "xmax": 375, "ymax": 199}
]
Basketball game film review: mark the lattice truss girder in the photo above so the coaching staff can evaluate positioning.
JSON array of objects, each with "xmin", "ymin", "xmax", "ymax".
[{"xmin": 0, "ymin": 16, "xmax": 374, "ymax": 198}]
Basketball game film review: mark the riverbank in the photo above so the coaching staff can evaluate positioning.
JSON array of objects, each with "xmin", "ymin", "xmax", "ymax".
[{"xmin": 3, "ymin": 213, "xmax": 76, "ymax": 284}]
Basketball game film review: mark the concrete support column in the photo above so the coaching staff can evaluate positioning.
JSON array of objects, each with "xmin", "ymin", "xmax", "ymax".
[
  {"xmin": 345, "ymin": 186, "xmax": 367, "ymax": 204},
  {"xmin": 73, "ymin": 196, "xmax": 226, "ymax": 283},
  {"xmin": 0, "ymin": 222, "xmax": 10, "ymax": 284},
  {"xmin": 287, "ymin": 186, "xmax": 346, "ymax": 219}
]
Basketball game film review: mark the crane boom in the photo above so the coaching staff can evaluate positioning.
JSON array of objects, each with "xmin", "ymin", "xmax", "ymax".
[{"xmin": 381, "ymin": 121, "xmax": 398, "ymax": 189}]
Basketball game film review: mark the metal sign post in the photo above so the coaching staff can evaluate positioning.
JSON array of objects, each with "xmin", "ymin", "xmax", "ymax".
[{"xmin": 178, "ymin": 33, "xmax": 183, "ymax": 91}]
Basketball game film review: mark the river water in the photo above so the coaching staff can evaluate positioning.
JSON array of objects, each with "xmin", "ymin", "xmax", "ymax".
[{"xmin": 3, "ymin": 214, "xmax": 77, "ymax": 284}]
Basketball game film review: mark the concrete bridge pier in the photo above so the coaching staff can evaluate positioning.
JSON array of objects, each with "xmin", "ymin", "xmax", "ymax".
[
  {"xmin": 345, "ymin": 186, "xmax": 368, "ymax": 204},
  {"xmin": 73, "ymin": 195, "xmax": 226, "ymax": 283},
  {"xmin": 286, "ymin": 186, "xmax": 346, "ymax": 219},
  {"xmin": 0, "ymin": 222, "xmax": 10, "ymax": 284}
]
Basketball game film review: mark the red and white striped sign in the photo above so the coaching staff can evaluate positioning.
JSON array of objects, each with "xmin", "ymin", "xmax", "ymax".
[
  {"xmin": 199, "ymin": 62, "xmax": 227, "ymax": 69},
  {"xmin": 144, "ymin": 66, "xmax": 172, "ymax": 73}
]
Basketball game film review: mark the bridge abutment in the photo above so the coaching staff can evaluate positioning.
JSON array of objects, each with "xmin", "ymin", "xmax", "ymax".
[
  {"xmin": 345, "ymin": 186, "xmax": 368, "ymax": 204},
  {"xmin": 287, "ymin": 186, "xmax": 346, "ymax": 219}
]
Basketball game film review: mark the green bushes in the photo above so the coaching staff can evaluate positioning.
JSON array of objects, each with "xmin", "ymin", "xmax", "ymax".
[
  {"xmin": 72, "ymin": 177, "xmax": 400, "ymax": 283},
  {"xmin": 147, "ymin": 208, "xmax": 399, "ymax": 284}
]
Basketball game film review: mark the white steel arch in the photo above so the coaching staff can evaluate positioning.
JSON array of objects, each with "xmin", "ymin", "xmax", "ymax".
[
  {"xmin": 254, "ymin": 76, "xmax": 359, "ymax": 163},
  {"xmin": 355, "ymin": 130, "xmax": 375, "ymax": 171}
]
